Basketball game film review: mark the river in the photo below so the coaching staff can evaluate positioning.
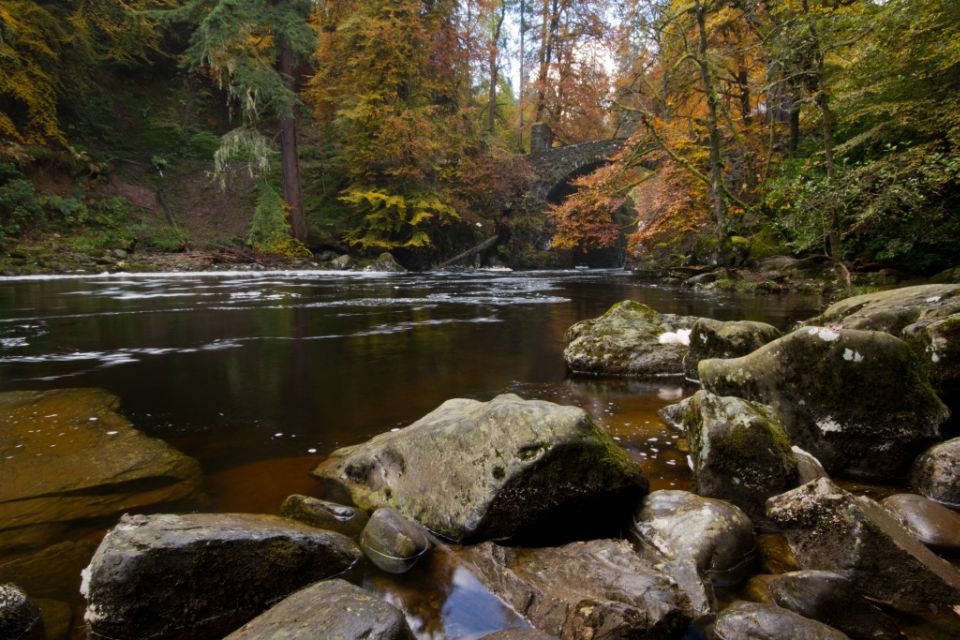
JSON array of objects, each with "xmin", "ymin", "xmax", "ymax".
[{"xmin": 0, "ymin": 268, "xmax": 824, "ymax": 639}]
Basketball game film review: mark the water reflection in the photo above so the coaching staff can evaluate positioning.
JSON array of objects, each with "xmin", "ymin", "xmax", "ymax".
[{"xmin": 0, "ymin": 269, "xmax": 824, "ymax": 639}]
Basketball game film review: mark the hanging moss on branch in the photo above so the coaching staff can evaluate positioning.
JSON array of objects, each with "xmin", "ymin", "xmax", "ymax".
[{"xmin": 247, "ymin": 186, "xmax": 310, "ymax": 257}]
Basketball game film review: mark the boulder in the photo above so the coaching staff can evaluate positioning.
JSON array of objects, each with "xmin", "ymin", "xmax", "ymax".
[
  {"xmin": 360, "ymin": 507, "xmax": 431, "ymax": 574},
  {"xmin": 793, "ymin": 447, "xmax": 829, "ymax": 484},
  {"xmin": 0, "ymin": 389, "xmax": 203, "ymax": 552},
  {"xmin": 910, "ymin": 437, "xmax": 960, "ymax": 507},
  {"xmin": 366, "ymin": 252, "xmax": 406, "ymax": 273},
  {"xmin": 0, "ymin": 584, "xmax": 44, "ymax": 640},
  {"xmin": 279, "ymin": 495, "xmax": 369, "ymax": 539},
  {"xmin": 331, "ymin": 254, "xmax": 352, "ymax": 270},
  {"xmin": 714, "ymin": 602, "xmax": 849, "ymax": 640},
  {"xmin": 459, "ymin": 539, "xmax": 697, "ymax": 639},
  {"xmin": 748, "ymin": 571, "xmax": 902, "ymax": 640},
  {"xmin": 699, "ymin": 327, "xmax": 948, "ymax": 479},
  {"xmin": 312, "ymin": 394, "xmax": 647, "ymax": 542},
  {"xmin": 684, "ymin": 318, "xmax": 781, "ymax": 379},
  {"xmin": 811, "ymin": 284, "xmax": 960, "ymax": 334},
  {"xmin": 882, "ymin": 493, "xmax": 960, "ymax": 552},
  {"xmin": 562, "ymin": 301, "xmax": 696, "ymax": 376},
  {"xmin": 81, "ymin": 512, "xmax": 361, "ymax": 640},
  {"xmin": 931, "ymin": 267, "xmax": 960, "ymax": 284},
  {"xmin": 810, "ymin": 284, "xmax": 960, "ymax": 412},
  {"xmin": 631, "ymin": 490, "xmax": 756, "ymax": 588},
  {"xmin": 665, "ymin": 391, "xmax": 798, "ymax": 521},
  {"xmin": 223, "ymin": 579, "xmax": 414, "ymax": 640},
  {"xmin": 766, "ymin": 478, "xmax": 960, "ymax": 613}
]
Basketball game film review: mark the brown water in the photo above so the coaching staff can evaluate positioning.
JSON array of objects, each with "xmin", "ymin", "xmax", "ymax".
[{"xmin": 0, "ymin": 268, "xmax": 825, "ymax": 638}]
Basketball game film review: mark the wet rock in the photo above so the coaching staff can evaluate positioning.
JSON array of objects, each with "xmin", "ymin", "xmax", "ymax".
[
  {"xmin": 910, "ymin": 437, "xmax": 960, "ymax": 508},
  {"xmin": 714, "ymin": 602, "xmax": 849, "ymax": 640},
  {"xmin": 665, "ymin": 391, "xmax": 798, "ymax": 521},
  {"xmin": 223, "ymin": 579, "xmax": 414, "ymax": 640},
  {"xmin": 793, "ymin": 446, "xmax": 829, "ymax": 484},
  {"xmin": 811, "ymin": 284, "xmax": 960, "ymax": 334},
  {"xmin": 882, "ymin": 493, "xmax": 960, "ymax": 552},
  {"xmin": 478, "ymin": 631, "xmax": 557, "ymax": 640},
  {"xmin": 562, "ymin": 300, "xmax": 696, "ymax": 376},
  {"xmin": 766, "ymin": 478, "xmax": 960, "ymax": 613},
  {"xmin": 459, "ymin": 539, "xmax": 697, "ymax": 639},
  {"xmin": 751, "ymin": 571, "xmax": 902, "ymax": 640},
  {"xmin": 331, "ymin": 254, "xmax": 352, "ymax": 270},
  {"xmin": 811, "ymin": 284, "xmax": 960, "ymax": 413},
  {"xmin": 361, "ymin": 507, "xmax": 431, "ymax": 574},
  {"xmin": 279, "ymin": 495, "xmax": 369, "ymax": 539},
  {"xmin": 684, "ymin": 318, "xmax": 781, "ymax": 379},
  {"xmin": 0, "ymin": 389, "xmax": 203, "ymax": 553},
  {"xmin": 699, "ymin": 327, "xmax": 948, "ymax": 479},
  {"xmin": 313, "ymin": 394, "xmax": 647, "ymax": 543},
  {"xmin": 631, "ymin": 490, "xmax": 756, "ymax": 587},
  {"xmin": 0, "ymin": 584, "xmax": 44, "ymax": 640},
  {"xmin": 81, "ymin": 512, "xmax": 361, "ymax": 640},
  {"xmin": 366, "ymin": 252, "xmax": 406, "ymax": 273}
]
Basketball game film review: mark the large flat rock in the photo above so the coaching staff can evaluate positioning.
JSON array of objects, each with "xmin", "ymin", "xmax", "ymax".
[
  {"xmin": 767, "ymin": 478, "xmax": 960, "ymax": 614},
  {"xmin": 458, "ymin": 539, "xmax": 697, "ymax": 639},
  {"xmin": 313, "ymin": 394, "xmax": 647, "ymax": 542},
  {"xmin": 81, "ymin": 512, "xmax": 362, "ymax": 640},
  {"xmin": 0, "ymin": 389, "xmax": 203, "ymax": 552}
]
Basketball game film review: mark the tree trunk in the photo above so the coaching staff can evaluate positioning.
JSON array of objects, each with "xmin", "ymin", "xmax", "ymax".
[
  {"xmin": 277, "ymin": 32, "xmax": 306, "ymax": 242},
  {"xmin": 438, "ymin": 234, "xmax": 501, "ymax": 268},
  {"xmin": 535, "ymin": 0, "xmax": 560, "ymax": 121},
  {"xmin": 487, "ymin": 1, "xmax": 506, "ymax": 133},
  {"xmin": 694, "ymin": 1, "xmax": 727, "ymax": 261}
]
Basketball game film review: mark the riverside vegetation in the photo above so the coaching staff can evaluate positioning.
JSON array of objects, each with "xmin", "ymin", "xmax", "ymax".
[{"xmin": 0, "ymin": 1, "xmax": 958, "ymax": 282}]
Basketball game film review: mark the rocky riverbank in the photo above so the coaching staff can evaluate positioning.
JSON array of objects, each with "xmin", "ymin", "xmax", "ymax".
[{"xmin": 3, "ymin": 284, "xmax": 960, "ymax": 639}]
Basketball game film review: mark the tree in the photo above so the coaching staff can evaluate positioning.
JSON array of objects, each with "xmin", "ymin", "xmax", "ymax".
[{"xmin": 157, "ymin": 0, "xmax": 316, "ymax": 242}]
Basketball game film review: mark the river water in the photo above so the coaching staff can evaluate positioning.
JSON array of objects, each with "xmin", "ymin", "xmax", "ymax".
[{"xmin": 0, "ymin": 269, "xmax": 824, "ymax": 639}]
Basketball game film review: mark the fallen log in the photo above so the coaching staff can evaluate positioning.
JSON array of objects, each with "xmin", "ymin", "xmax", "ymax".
[{"xmin": 438, "ymin": 234, "xmax": 500, "ymax": 269}]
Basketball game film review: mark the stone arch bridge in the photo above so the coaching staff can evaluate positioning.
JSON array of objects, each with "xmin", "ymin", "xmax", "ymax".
[{"xmin": 527, "ymin": 123, "xmax": 627, "ymax": 205}]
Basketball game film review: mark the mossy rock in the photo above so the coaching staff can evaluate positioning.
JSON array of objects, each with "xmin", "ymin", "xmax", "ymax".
[
  {"xmin": 312, "ymin": 394, "xmax": 647, "ymax": 543},
  {"xmin": 563, "ymin": 301, "xmax": 697, "ymax": 377},
  {"xmin": 664, "ymin": 391, "xmax": 798, "ymax": 521},
  {"xmin": 699, "ymin": 327, "xmax": 949, "ymax": 480},
  {"xmin": 685, "ymin": 318, "xmax": 782, "ymax": 379}
]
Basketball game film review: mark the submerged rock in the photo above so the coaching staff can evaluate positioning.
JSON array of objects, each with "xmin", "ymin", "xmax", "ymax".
[
  {"xmin": 749, "ymin": 571, "xmax": 902, "ymax": 640},
  {"xmin": 0, "ymin": 389, "xmax": 203, "ymax": 552},
  {"xmin": 665, "ymin": 391, "xmax": 798, "ymax": 521},
  {"xmin": 910, "ymin": 437, "xmax": 960, "ymax": 508},
  {"xmin": 224, "ymin": 579, "xmax": 414, "ymax": 640},
  {"xmin": 360, "ymin": 507, "xmax": 431, "ymax": 574},
  {"xmin": 366, "ymin": 252, "xmax": 406, "ymax": 273},
  {"xmin": 882, "ymin": 493, "xmax": 960, "ymax": 552},
  {"xmin": 279, "ymin": 495, "xmax": 369, "ymax": 539},
  {"xmin": 459, "ymin": 539, "xmax": 697, "ymax": 639},
  {"xmin": 0, "ymin": 584, "xmax": 44, "ymax": 640},
  {"xmin": 766, "ymin": 478, "xmax": 960, "ymax": 613},
  {"xmin": 699, "ymin": 327, "xmax": 948, "ymax": 479},
  {"xmin": 81, "ymin": 512, "xmax": 361, "ymax": 640},
  {"xmin": 313, "ymin": 394, "xmax": 647, "ymax": 542},
  {"xmin": 562, "ymin": 300, "xmax": 696, "ymax": 376},
  {"xmin": 632, "ymin": 490, "xmax": 756, "ymax": 587},
  {"xmin": 684, "ymin": 318, "xmax": 781, "ymax": 379},
  {"xmin": 714, "ymin": 602, "xmax": 849, "ymax": 640}
]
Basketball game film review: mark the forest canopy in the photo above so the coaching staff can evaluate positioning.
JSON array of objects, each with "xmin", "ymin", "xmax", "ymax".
[{"xmin": 1, "ymin": 0, "xmax": 958, "ymax": 273}]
